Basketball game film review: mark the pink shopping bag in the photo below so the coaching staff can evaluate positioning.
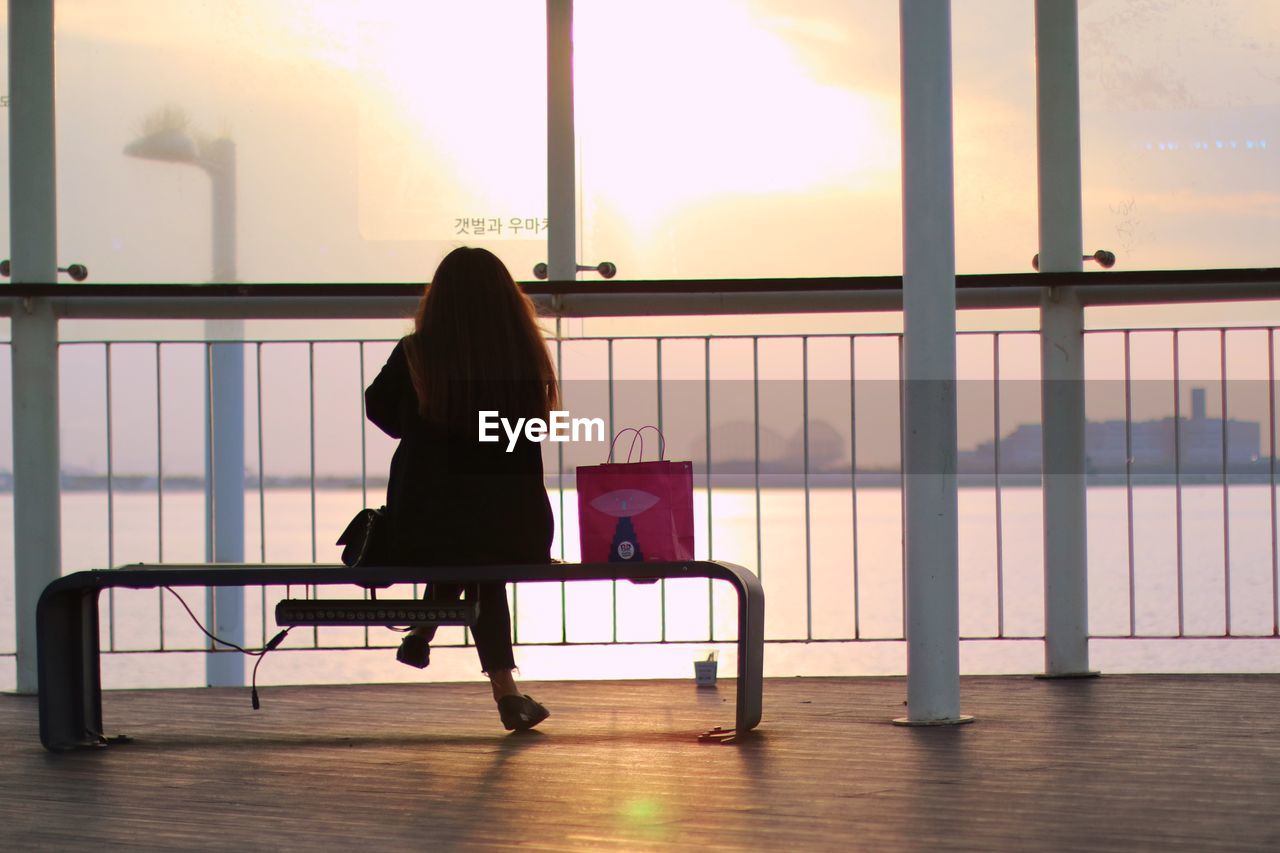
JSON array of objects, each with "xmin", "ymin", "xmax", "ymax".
[{"xmin": 577, "ymin": 427, "xmax": 695, "ymax": 563}]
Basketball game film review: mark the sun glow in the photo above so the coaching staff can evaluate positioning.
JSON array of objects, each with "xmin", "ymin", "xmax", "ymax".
[
  {"xmin": 575, "ymin": 0, "xmax": 897, "ymax": 231},
  {"xmin": 262, "ymin": 0, "xmax": 895, "ymax": 243},
  {"xmin": 346, "ymin": 3, "xmax": 547, "ymax": 241}
]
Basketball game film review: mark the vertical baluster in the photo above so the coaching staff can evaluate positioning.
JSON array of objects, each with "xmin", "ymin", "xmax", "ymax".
[
  {"xmin": 1220, "ymin": 329, "xmax": 1232, "ymax": 635},
  {"xmin": 994, "ymin": 333, "xmax": 1005, "ymax": 638},
  {"xmin": 155, "ymin": 343, "xmax": 165, "ymax": 649},
  {"xmin": 359, "ymin": 342, "xmax": 370, "ymax": 648},
  {"xmin": 204, "ymin": 342, "xmax": 215, "ymax": 650},
  {"xmin": 1270, "ymin": 329, "xmax": 1278, "ymax": 637},
  {"xmin": 656, "ymin": 338, "xmax": 664, "ymax": 433},
  {"xmin": 802, "ymin": 336, "xmax": 812, "ymax": 641},
  {"xmin": 705, "ymin": 337, "xmax": 715, "ymax": 641},
  {"xmin": 754, "ymin": 337, "xmax": 763, "ymax": 586},
  {"xmin": 308, "ymin": 342, "xmax": 318, "ymax": 647},
  {"xmin": 1173, "ymin": 331, "xmax": 1185, "ymax": 637},
  {"xmin": 552, "ymin": 325, "xmax": 563, "ymax": 584},
  {"xmin": 252, "ymin": 344, "xmax": 265, "ymax": 647},
  {"xmin": 1123, "ymin": 331, "xmax": 1136, "ymax": 637},
  {"xmin": 358, "ymin": 343, "xmax": 368, "ymax": 511},
  {"xmin": 898, "ymin": 334, "xmax": 907, "ymax": 638},
  {"xmin": 555, "ymin": 327, "xmax": 564, "ymax": 646},
  {"xmin": 657, "ymin": 338, "xmax": 666, "ymax": 642},
  {"xmin": 105, "ymin": 344, "xmax": 116, "ymax": 651},
  {"xmin": 608, "ymin": 338, "xmax": 616, "ymax": 643},
  {"xmin": 257, "ymin": 343, "xmax": 269, "ymax": 624},
  {"xmin": 850, "ymin": 336, "xmax": 860, "ymax": 639}
]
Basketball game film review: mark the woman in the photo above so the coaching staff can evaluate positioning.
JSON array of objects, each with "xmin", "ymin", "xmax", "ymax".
[{"xmin": 364, "ymin": 246, "xmax": 556, "ymax": 732}]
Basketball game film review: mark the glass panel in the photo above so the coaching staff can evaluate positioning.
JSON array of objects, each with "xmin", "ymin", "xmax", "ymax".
[
  {"xmin": 1081, "ymin": 0, "xmax": 1280, "ymax": 271},
  {"xmin": 952, "ymin": 0, "xmax": 1038, "ymax": 275},
  {"xmin": 575, "ymin": 0, "xmax": 1039, "ymax": 279},
  {"xmin": 575, "ymin": 0, "xmax": 902, "ymax": 279},
  {"xmin": 54, "ymin": 0, "xmax": 546, "ymax": 284}
]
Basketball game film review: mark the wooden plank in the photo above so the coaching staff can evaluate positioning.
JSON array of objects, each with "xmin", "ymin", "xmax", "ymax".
[{"xmin": 2, "ymin": 676, "xmax": 1279, "ymax": 851}]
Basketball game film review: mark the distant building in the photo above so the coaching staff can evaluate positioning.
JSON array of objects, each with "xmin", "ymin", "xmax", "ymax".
[{"xmin": 965, "ymin": 388, "xmax": 1261, "ymax": 474}]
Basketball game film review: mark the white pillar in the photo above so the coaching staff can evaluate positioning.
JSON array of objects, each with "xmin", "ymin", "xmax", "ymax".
[
  {"xmin": 894, "ymin": 0, "xmax": 970, "ymax": 725},
  {"xmin": 204, "ymin": 328, "xmax": 245, "ymax": 686},
  {"xmin": 546, "ymin": 0, "xmax": 576, "ymax": 281},
  {"xmin": 204, "ymin": 140, "xmax": 245, "ymax": 687},
  {"xmin": 11, "ymin": 302, "xmax": 59, "ymax": 696},
  {"xmin": 8, "ymin": 0, "xmax": 60, "ymax": 695},
  {"xmin": 1035, "ymin": 0, "xmax": 1095, "ymax": 676}
]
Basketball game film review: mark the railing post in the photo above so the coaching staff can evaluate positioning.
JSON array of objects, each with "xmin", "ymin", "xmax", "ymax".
[
  {"xmin": 205, "ymin": 325, "xmax": 246, "ymax": 687},
  {"xmin": 894, "ymin": 0, "xmax": 971, "ymax": 726},
  {"xmin": 8, "ymin": 0, "xmax": 60, "ymax": 695},
  {"xmin": 1036, "ymin": 0, "xmax": 1096, "ymax": 676},
  {"xmin": 546, "ymin": 0, "xmax": 576, "ymax": 281}
]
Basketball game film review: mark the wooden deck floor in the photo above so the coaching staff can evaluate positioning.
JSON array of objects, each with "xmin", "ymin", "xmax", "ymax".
[{"xmin": 3, "ymin": 675, "xmax": 1279, "ymax": 851}]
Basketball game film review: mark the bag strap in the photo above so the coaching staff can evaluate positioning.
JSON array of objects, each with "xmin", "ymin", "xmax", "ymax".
[{"xmin": 606, "ymin": 425, "xmax": 667, "ymax": 463}]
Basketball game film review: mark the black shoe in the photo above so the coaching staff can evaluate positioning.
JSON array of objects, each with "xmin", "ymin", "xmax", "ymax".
[
  {"xmin": 396, "ymin": 633, "xmax": 430, "ymax": 669},
  {"xmin": 497, "ymin": 695, "xmax": 550, "ymax": 731}
]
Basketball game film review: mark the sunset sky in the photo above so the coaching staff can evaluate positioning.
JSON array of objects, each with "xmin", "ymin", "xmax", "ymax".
[
  {"xmin": 5, "ymin": 0, "xmax": 1273, "ymax": 285},
  {"xmin": 0, "ymin": 0, "xmax": 1277, "ymax": 476}
]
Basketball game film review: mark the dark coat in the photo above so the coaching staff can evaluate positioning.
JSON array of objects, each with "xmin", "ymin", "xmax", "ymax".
[{"xmin": 364, "ymin": 339, "xmax": 554, "ymax": 566}]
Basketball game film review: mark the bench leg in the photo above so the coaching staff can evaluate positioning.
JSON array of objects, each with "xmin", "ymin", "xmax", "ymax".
[
  {"xmin": 700, "ymin": 571, "xmax": 764, "ymax": 743},
  {"xmin": 736, "ymin": 578, "xmax": 764, "ymax": 733},
  {"xmin": 38, "ymin": 587, "xmax": 113, "ymax": 751}
]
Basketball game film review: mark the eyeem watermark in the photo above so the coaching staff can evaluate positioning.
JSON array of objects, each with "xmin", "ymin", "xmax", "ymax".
[{"xmin": 479, "ymin": 410, "xmax": 606, "ymax": 452}]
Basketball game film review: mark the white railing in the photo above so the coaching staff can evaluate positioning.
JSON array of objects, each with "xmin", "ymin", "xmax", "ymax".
[{"xmin": 4, "ymin": 310, "xmax": 1278, "ymax": 688}]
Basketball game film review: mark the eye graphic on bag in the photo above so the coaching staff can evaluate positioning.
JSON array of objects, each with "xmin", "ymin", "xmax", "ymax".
[{"xmin": 589, "ymin": 489, "xmax": 659, "ymax": 518}]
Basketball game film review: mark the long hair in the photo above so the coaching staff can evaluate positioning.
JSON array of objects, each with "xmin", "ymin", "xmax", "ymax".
[{"xmin": 403, "ymin": 247, "xmax": 559, "ymax": 431}]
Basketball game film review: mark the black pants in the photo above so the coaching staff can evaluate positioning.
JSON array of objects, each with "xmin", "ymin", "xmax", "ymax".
[{"xmin": 419, "ymin": 582, "xmax": 516, "ymax": 673}]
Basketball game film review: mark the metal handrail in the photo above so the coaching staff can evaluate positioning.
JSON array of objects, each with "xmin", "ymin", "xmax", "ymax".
[{"xmin": 0, "ymin": 268, "xmax": 1277, "ymax": 320}]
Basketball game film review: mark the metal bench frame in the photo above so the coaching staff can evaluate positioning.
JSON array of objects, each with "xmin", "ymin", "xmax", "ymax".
[{"xmin": 37, "ymin": 560, "xmax": 764, "ymax": 751}]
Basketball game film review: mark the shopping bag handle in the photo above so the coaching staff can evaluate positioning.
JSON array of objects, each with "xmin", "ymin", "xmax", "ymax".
[{"xmin": 607, "ymin": 425, "xmax": 666, "ymax": 463}]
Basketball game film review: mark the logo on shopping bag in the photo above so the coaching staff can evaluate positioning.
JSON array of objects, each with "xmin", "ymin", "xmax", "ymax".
[
  {"xmin": 588, "ymin": 490, "xmax": 656, "ymax": 562},
  {"xmin": 588, "ymin": 489, "xmax": 659, "ymax": 518}
]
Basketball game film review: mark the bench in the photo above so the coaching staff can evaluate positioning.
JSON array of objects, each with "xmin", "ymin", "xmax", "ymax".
[{"xmin": 37, "ymin": 560, "xmax": 764, "ymax": 751}]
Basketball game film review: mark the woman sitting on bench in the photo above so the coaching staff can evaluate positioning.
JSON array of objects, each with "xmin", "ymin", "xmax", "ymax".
[{"xmin": 364, "ymin": 246, "xmax": 556, "ymax": 732}]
